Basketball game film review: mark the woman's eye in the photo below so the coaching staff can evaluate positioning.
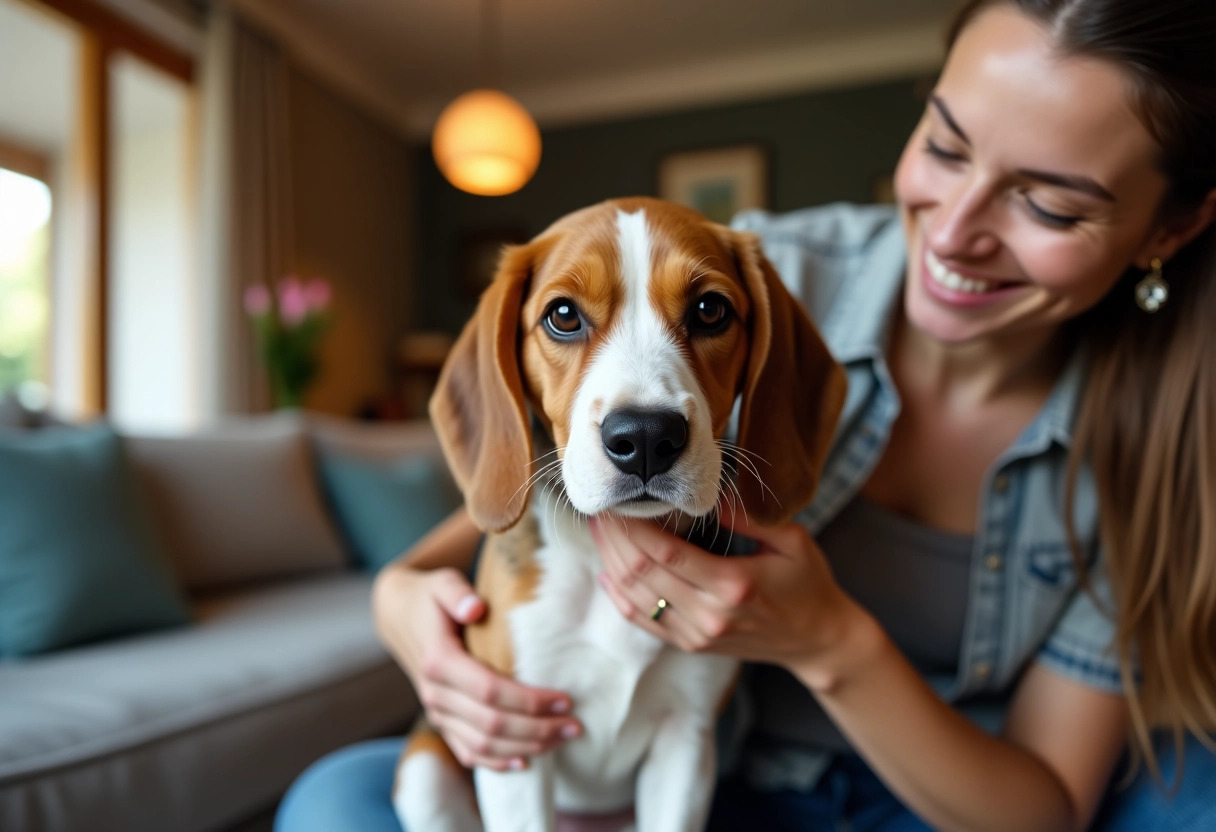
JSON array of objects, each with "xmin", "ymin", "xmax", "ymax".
[
  {"xmin": 1024, "ymin": 197, "xmax": 1081, "ymax": 229},
  {"xmin": 543, "ymin": 299, "xmax": 586, "ymax": 339},
  {"xmin": 924, "ymin": 138, "xmax": 966, "ymax": 163},
  {"xmin": 687, "ymin": 293, "xmax": 733, "ymax": 335}
]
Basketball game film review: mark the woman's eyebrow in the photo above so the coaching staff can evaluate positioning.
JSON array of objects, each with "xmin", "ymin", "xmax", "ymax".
[
  {"xmin": 1014, "ymin": 168, "xmax": 1116, "ymax": 201},
  {"xmin": 930, "ymin": 94, "xmax": 970, "ymax": 144},
  {"xmin": 931, "ymin": 93, "xmax": 1116, "ymax": 202}
]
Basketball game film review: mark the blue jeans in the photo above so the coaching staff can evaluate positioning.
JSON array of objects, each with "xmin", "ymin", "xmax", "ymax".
[{"xmin": 274, "ymin": 734, "xmax": 1216, "ymax": 832}]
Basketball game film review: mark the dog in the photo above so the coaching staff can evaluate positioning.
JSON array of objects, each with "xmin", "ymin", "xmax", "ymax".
[{"xmin": 393, "ymin": 197, "xmax": 846, "ymax": 832}]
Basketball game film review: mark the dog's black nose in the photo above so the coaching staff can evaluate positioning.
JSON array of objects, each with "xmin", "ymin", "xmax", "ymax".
[{"xmin": 601, "ymin": 408, "xmax": 688, "ymax": 482}]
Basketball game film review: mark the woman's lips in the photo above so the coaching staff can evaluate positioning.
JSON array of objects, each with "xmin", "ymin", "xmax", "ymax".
[{"xmin": 922, "ymin": 248, "xmax": 1023, "ymax": 307}]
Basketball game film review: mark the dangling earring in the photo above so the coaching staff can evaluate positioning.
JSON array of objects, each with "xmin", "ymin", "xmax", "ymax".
[{"xmin": 1135, "ymin": 257, "xmax": 1168, "ymax": 313}]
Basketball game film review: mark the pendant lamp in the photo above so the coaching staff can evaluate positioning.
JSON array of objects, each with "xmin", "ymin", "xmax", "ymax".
[{"xmin": 432, "ymin": 0, "xmax": 541, "ymax": 196}]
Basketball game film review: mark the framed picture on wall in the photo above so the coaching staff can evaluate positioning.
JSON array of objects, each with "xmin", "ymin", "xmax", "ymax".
[
  {"xmin": 657, "ymin": 143, "xmax": 768, "ymax": 224},
  {"xmin": 457, "ymin": 226, "xmax": 529, "ymax": 299}
]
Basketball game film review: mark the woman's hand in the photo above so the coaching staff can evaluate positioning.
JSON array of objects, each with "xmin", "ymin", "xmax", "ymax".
[
  {"xmin": 590, "ymin": 509, "xmax": 863, "ymax": 688},
  {"xmin": 372, "ymin": 565, "xmax": 583, "ymax": 771}
]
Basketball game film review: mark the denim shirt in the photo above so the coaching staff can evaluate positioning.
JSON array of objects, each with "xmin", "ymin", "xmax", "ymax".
[{"xmin": 725, "ymin": 203, "xmax": 1122, "ymax": 787}]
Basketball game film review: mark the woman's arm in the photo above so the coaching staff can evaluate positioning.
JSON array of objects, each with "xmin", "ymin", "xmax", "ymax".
[
  {"xmin": 591, "ymin": 513, "xmax": 1127, "ymax": 832},
  {"xmin": 372, "ymin": 507, "xmax": 582, "ymax": 771},
  {"xmin": 804, "ymin": 600, "xmax": 1127, "ymax": 832}
]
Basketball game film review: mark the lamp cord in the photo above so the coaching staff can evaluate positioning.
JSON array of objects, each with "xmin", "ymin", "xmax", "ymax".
[{"xmin": 480, "ymin": 0, "xmax": 500, "ymax": 90}]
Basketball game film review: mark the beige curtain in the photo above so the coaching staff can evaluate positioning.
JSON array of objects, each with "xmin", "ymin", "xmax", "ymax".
[{"xmin": 197, "ymin": 1, "xmax": 293, "ymax": 416}]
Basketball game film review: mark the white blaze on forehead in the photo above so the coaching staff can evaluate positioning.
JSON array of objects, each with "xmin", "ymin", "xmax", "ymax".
[
  {"xmin": 604, "ymin": 208, "xmax": 684, "ymax": 406},
  {"xmin": 616, "ymin": 208, "xmax": 652, "ymax": 303}
]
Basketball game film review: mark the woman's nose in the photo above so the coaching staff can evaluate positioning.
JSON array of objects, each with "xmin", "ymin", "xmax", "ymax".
[{"xmin": 928, "ymin": 177, "xmax": 1000, "ymax": 261}]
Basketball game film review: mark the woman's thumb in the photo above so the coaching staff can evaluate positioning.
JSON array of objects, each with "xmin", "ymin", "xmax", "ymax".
[{"xmin": 434, "ymin": 569, "xmax": 486, "ymax": 623}]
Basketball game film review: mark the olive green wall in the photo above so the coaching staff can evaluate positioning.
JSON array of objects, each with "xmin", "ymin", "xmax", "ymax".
[{"xmin": 412, "ymin": 75, "xmax": 931, "ymax": 334}]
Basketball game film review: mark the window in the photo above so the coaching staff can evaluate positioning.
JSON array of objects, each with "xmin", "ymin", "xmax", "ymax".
[
  {"xmin": 109, "ymin": 53, "xmax": 195, "ymax": 431},
  {"xmin": 0, "ymin": 168, "xmax": 53, "ymax": 400},
  {"xmin": 0, "ymin": 0, "xmax": 195, "ymax": 423}
]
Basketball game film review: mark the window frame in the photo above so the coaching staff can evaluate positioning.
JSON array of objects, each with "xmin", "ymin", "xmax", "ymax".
[{"xmin": 19, "ymin": 0, "xmax": 195, "ymax": 412}]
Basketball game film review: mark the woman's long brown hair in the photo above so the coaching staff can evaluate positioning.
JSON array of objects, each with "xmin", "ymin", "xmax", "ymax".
[{"xmin": 946, "ymin": 0, "xmax": 1216, "ymax": 786}]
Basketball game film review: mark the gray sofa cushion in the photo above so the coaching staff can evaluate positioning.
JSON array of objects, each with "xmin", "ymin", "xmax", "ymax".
[
  {"xmin": 306, "ymin": 413, "xmax": 444, "ymax": 462},
  {"xmin": 0, "ymin": 572, "xmax": 418, "ymax": 832},
  {"xmin": 126, "ymin": 414, "xmax": 347, "ymax": 591}
]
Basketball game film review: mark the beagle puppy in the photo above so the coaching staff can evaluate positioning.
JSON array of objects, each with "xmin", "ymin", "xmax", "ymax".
[{"xmin": 394, "ymin": 197, "xmax": 846, "ymax": 832}]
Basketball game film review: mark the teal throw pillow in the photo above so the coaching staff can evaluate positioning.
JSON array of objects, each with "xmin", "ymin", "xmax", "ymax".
[
  {"xmin": 0, "ymin": 425, "xmax": 190, "ymax": 657},
  {"xmin": 319, "ymin": 453, "xmax": 462, "ymax": 572}
]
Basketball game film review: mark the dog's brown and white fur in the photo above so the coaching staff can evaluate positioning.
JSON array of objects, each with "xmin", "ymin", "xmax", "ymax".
[{"xmin": 393, "ymin": 198, "xmax": 846, "ymax": 832}]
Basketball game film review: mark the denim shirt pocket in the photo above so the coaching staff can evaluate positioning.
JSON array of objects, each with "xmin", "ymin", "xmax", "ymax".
[
  {"xmin": 1024, "ymin": 541, "xmax": 1077, "ymax": 588},
  {"xmin": 1013, "ymin": 540, "xmax": 1078, "ymax": 646}
]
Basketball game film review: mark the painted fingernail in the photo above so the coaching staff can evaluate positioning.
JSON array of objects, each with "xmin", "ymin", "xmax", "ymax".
[
  {"xmin": 509, "ymin": 757, "xmax": 526, "ymax": 771},
  {"xmin": 548, "ymin": 699, "xmax": 570, "ymax": 714},
  {"xmin": 455, "ymin": 594, "xmax": 480, "ymax": 621},
  {"xmin": 561, "ymin": 723, "xmax": 581, "ymax": 739}
]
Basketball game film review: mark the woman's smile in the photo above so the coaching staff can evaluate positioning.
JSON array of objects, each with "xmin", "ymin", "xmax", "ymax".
[{"xmin": 921, "ymin": 246, "xmax": 1025, "ymax": 308}]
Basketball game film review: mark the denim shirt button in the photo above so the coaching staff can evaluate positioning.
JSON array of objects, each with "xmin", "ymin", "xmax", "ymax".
[
  {"xmin": 973, "ymin": 661, "xmax": 993, "ymax": 680},
  {"xmin": 984, "ymin": 554, "xmax": 1003, "ymax": 571},
  {"xmin": 993, "ymin": 474, "xmax": 1010, "ymax": 493}
]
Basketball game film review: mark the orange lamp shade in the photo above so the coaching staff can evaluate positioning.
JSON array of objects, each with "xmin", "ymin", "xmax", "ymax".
[{"xmin": 431, "ymin": 89, "xmax": 542, "ymax": 196}]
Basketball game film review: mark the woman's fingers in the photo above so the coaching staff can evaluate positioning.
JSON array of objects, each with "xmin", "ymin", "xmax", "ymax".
[
  {"xmin": 591, "ymin": 515, "xmax": 755, "ymax": 608},
  {"xmin": 421, "ymin": 673, "xmax": 581, "ymax": 744},
  {"xmin": 432, "ymin": 711, "xmax": 540, "ymax": 771},
  {"xmin": 427, "ymin": 694, "xmax": 576, "ymax": 767},
  {"xmin": 422, "ymin": 645, "xmax": 575, "ymax": 718},
  {"xmin": 596, "ymin": 571, "xmax": 706, "ymax": 652},
  {"xmin": 416, "ymin": 638, "xmax": 581, "ymax": 767}
]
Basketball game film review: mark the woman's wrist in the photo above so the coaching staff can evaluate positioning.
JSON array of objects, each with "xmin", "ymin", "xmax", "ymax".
[{"xmin": 784, "ymin": 595, "xmax": 888, "ymax": 695}]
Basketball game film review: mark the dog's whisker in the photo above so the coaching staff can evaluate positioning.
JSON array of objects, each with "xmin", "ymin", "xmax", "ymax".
[
  {"xmin": 717, "ymin": 442, "xmax": 781, "ymax": 509},
  {"xmin": 541, "ymin": 481, "xmax": 563, "ymax": 544},
  {"xmin": 509, "ymin": 457, "xmax": 566, "ymax": 508},
  {"xmin": 718, "ymin": 440, "xmax": 773, "ymax": 471},
  {"xmin": 531, "ymin": 446, "xmax": 563, "ymax": 464},
  {"xmin": 705, "ymin": 490, "xmax": 725, "ymax": 555},
  {"xmin": 716, "ymin": 442, "xmax": 767, "ymax": 482},
  {"xmin": 523, "ymin": 458, "xmax": 565, "ymax": 493},
  {"xmin": 721, "ymin": 478, "xmax": 745, "ymax": 555}
]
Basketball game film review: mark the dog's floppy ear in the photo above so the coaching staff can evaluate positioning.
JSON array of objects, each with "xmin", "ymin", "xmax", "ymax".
[
  {"xmin": 727, "ymin": 229, "xmax": 847, "ymax": 525},
  {"xmin": 429, "ymin": 242, "xmax": 542, "ymax": 533}
]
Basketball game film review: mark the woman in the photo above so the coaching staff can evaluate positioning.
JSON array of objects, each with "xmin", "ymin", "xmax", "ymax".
[{"xmin": 276, "ymin": 1, "xmax": 1216, "ymax": 829}]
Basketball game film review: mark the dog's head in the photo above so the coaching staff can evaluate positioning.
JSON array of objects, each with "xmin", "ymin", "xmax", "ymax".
[{"xmin": 430, "ymin": 197, "xmax": 846, "ymax": 533}]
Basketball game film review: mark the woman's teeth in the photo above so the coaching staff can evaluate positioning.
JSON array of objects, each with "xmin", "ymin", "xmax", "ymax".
[{"xmin": 926, "ymin": 250, "xmax": 999, "ymax": 294}]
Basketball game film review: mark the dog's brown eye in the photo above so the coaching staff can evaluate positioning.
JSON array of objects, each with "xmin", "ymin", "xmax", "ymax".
[
  {"xmin": 688, "ymin": 293, "xmax": 733, "ymax": 335},
  {"xmin": 543, "ymin": 299, "xmax": 586, "ymax": 340}
]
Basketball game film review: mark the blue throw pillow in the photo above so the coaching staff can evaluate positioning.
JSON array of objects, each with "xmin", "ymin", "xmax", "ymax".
[
  {"xmin": 0, "ymin": 425, "xmax": 190, "ymax": 657},
  {"xmin": 319, "ymin": 453, "xmax": 462, "ymax": 572}
]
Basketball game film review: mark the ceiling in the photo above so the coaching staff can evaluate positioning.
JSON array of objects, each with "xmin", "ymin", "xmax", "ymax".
[
  {"xmin": 230, "ymin": 0, "xmax": 957, "ymax": 137},
  {"xmin": 0, "ymin": 0, "xmax": 958, "ymax": 150}
]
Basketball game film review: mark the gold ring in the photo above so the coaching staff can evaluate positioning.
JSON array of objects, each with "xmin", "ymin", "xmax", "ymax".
[{"xmin": 650, "ymin": 598, "xmax": 669, "ymax": 622}]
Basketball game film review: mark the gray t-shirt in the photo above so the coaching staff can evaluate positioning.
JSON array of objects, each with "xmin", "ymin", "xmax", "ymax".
[{"xmin": 750, "ymin": 495, "xmax": 973, "ymax": 752}]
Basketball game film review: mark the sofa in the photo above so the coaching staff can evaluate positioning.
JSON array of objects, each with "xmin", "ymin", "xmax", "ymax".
[{"xmin": 0, "ymin": 410, "xmax": 462, "ymax": 832}]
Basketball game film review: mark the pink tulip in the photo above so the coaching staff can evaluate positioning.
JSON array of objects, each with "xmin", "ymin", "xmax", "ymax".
[
  {"xmin": 304, "ymin": 279, "xmax": 331, "ymax": 311},
  {"xmin": 243, "ymin": 284, "xmax": 271, "ymax": 316},
  {"xmin": 277, "ymin": 275, "xmax": 301, "ymax": 303},
  {"xmin": 278, "ymin": 280, "xmax": 310, "ymax": 326}
]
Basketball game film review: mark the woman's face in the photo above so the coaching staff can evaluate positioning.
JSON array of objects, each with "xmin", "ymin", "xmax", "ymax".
[{"xmin": 894, "ymin": 5, "xmax": 1171, "ymax": 346}]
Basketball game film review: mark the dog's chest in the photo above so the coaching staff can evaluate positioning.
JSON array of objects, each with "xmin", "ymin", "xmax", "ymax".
[
  {"xmin": 508, "ymin": 504, "xmax": 665, "ymax": 714},
  {"xmin": 503, "ymin": 501, "xmax": 725, "ymax": 810}
]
